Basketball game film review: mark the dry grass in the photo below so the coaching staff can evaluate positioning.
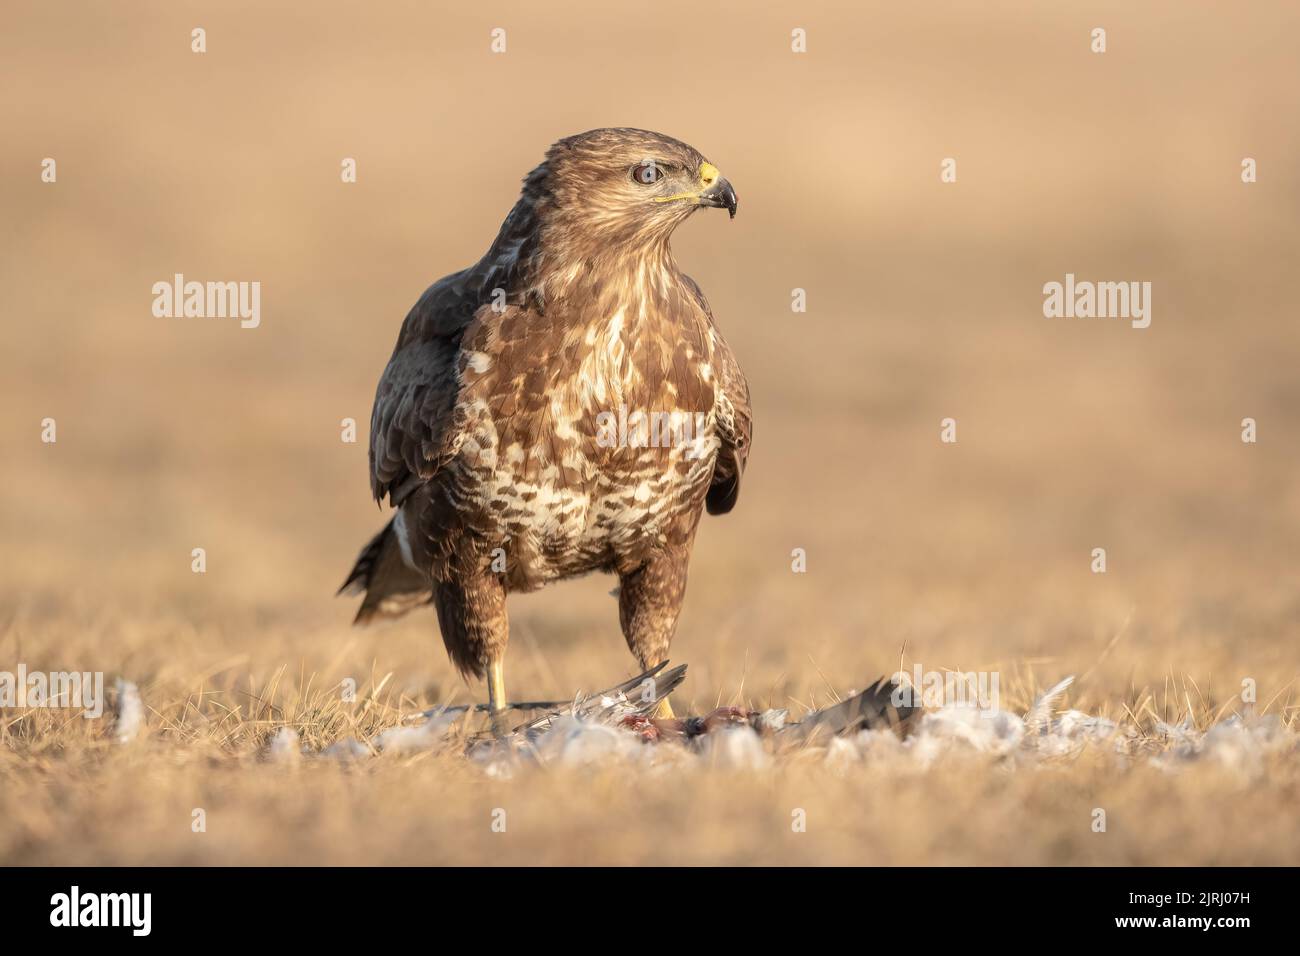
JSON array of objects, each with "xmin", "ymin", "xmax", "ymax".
[
  {"xmin": 3, "ymin": 0, "xmax": 1300, "ymax": 865},
  {"xmin": 2, "ymin": 596, "xmax": 1296, "ymax": 865}
]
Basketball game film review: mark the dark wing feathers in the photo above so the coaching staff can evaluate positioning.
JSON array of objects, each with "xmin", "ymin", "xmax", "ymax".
[
  {"xmin": 777, "ymin": 677, "xmax": 919, "ymax": 743},
  {"xmin": 707, "ymin": 331, "xmax": 751, "ymax": 515},
  {"xmin": 697, "ymin": 296, "xmax": 751, "ymax": 516},
  {"xmin": 368, "ymin": 188, "xmax": 545, "ymax": 507},
  {"xmin": 369, "ymin": 275, "xmax": 478, "ymax": 506}
]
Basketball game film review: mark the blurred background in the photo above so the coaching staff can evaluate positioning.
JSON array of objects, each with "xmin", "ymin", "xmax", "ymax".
[{"xmin": 1, "ymin": 1, "xmax": 1299, "ymax": 864}]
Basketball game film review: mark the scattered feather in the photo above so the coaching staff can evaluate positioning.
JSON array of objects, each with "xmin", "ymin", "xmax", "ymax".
[
  {"xmin": 321, "ymin": 738, "xmax": 370, "ymax": 762},
  {"xmin": 753, "ymin": 708, "xmax": 788, "ymax": 733},
  {"xmin": 281, "ymin": 666, "xmax": 1298, "ymax": 779},
  {"xmin": 698, "ymin": 727, "xmax": 770, "ymax": 770},
  {"xmin": 535, "ymin": 717, "xmax": 643, "ymax": 768},
  {"xmin": 372, "ymin": 710, "xmax": 459, "ymax": 755},
  {"xmin": 1025, "ymin": 676, "xmax": 1075, "ymax": 731},
  {"xmin": 113, "ymin": 678, "xmax": 144, "ymax": 744},
  {"xmin": 267, "ymin": 727, "xmax": 302, "ymax": 763},
  {"xmin": 908, "ymin": 705, "xmax": 1025, "ymax": 766}
]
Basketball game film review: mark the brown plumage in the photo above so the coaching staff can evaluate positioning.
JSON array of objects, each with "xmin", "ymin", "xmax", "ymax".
[{"xmin": 339, "ymin": 128, "xmax": 751, "ymax": 725}]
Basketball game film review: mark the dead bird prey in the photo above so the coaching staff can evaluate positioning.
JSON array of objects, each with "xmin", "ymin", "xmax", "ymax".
[{"xmin": 340, "ymin": 129, "xmax": 751, "ymax": 730}]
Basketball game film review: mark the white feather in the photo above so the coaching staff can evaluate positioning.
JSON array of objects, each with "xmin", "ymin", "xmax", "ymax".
[{"xmin": 113, "ymin": 678, "xmax": 144, "ymax": 744}]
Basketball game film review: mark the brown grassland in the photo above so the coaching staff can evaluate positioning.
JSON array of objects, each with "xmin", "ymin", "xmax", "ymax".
[{"xmin": 2, "ymin": 1, "xmax": 1299, "ymax": 865}]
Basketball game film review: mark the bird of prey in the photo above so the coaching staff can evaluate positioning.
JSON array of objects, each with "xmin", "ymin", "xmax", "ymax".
[{"xmin": 340, "ymin": 128, "xmax": 750, "ymax": 730}]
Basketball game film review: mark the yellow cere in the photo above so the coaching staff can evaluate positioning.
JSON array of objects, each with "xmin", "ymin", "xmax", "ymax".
[{"xmin": 653, "ymin": 162, "xmax": 720, "ymax": 204}]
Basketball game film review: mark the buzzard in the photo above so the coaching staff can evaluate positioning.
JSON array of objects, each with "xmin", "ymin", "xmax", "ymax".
[{"xmin": 340, "ymin": 128, "xmax": 751, "ymax": 730}]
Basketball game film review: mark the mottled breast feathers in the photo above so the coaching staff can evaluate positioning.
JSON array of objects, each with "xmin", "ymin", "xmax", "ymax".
[{"xmin": 366, "ymin": 130, "xmax": 752, "ymax": 562}]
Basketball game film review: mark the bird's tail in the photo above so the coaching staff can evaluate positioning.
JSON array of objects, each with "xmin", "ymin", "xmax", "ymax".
[{"xmin": 337, "ymin": 519, "xmax": 432, "ymax": 624}]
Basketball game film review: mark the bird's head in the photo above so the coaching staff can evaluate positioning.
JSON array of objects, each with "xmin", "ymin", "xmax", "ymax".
[{"xmin": 534, "ymin": 128, "xmax": 737, "ymax": 249}]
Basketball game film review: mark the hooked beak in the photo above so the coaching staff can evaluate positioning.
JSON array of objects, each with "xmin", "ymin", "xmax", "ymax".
[
  {"xmin": 652, "ymin": 161, "xmax": 738, "ymax": 218},
  {"xmin": 699, "ymin": 177, "xmax": 737, "ymax": 219}
]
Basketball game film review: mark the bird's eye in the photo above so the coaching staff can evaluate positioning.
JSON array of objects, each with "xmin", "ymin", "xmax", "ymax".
[{"xmin": 631, "ymin": 162, "xmax": 663, "ymax": 185}]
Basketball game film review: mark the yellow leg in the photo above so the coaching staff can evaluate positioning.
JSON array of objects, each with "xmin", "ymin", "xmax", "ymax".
[
  {"xmin": 651, "ymin": 697, "xmax": 675, "ymax": 720},
  {"xmin": 487, "ymin": 656, "xmax": 508, "ymax": 735}
]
